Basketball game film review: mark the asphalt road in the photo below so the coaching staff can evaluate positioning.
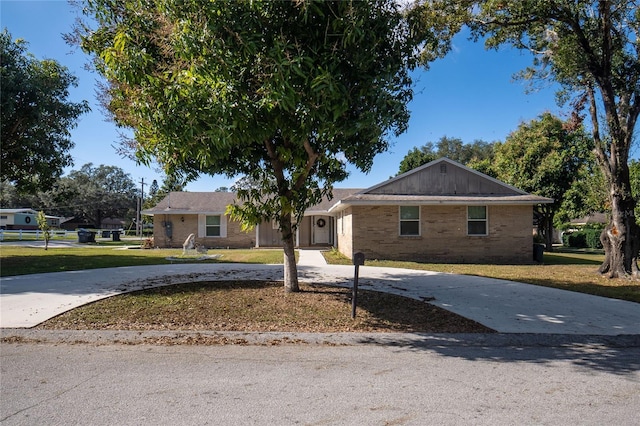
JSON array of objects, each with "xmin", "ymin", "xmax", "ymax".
[{"xmin": 2, "ymin": 339, "xmax": 639, "ymax": 425}]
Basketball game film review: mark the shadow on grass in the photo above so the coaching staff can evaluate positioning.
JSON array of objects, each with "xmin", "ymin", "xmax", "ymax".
[
  {"xmin": 542, "ymin": 252, "xmax": 603, "ymax": 266},
  {"xmin": 513, "ymin": 278, "xmax": 640, "ymax": 303}
]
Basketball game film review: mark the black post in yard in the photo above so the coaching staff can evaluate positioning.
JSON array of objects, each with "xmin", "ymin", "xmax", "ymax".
[{"xmin": 352, "ymin": 252, "xmax": 365, "ymax": 319}]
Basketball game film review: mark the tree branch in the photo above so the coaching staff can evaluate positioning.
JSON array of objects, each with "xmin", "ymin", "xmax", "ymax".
[{"xmin": 292, "ymin": 139, "xmax": 320, "ymax": 191}]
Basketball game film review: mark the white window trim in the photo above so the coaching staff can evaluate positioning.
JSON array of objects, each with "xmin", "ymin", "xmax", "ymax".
[
  {"xmin": 399, "ymin": 205, "xmax": 421, "ymax": 237},
  {"xmin": 198, "ymin": 214, "xmax": 227, "ymax": 238},
  {"xmin": 467, "ymin": 206, "xmax": 488, "ymax": 236}
]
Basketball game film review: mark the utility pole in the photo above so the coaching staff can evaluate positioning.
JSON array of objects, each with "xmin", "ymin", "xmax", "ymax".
[{"xmin": 138, "ymin": 178, "xmax": 145, "ymax": 238}]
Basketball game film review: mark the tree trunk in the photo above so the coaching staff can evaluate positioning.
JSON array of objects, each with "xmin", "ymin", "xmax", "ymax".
[
  {"xmin": 537, "ymin": 206, "xmax": 555, "ymax": 252},
  {"xmin": 281, "ymin": 213, "xmax": 300, "ymax": 292},
  {"xmin": 599, "ymin": 185, "xmax": 640, "ymax": 278}
]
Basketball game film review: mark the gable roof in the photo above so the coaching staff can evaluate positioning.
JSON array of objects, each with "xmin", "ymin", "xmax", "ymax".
[
  {"xmin": 330, "ymin": 158, "xmax": 553, "ymax": 211},
  {"xmin": 143, "ymin": 189, "xmax": 361, "ymax": 216},
  {"xmin": 363, "ymin": 157, "xmax": 527, "ymax": 195}
]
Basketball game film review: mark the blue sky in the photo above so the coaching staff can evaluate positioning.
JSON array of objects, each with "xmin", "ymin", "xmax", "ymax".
[{"xmin": 3, "ymin": 0, "xmax": 586, "ymax": 192}]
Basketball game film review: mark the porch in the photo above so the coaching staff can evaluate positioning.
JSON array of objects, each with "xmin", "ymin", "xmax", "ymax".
[{"xmin": 256, "ymin": 215, "xmax": 334, "ymax": 248}]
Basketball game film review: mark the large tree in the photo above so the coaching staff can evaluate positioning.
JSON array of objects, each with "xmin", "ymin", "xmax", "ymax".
[
  {"xmin": 419, "ymin": 0, "xmax": 640, "ymax": 277},
  {"xmin": 77, "ymin": 0, "xmax": 443, "ymax": 291},
  {"xmin": 1, "ymin": 30, "xmax": 89, "ymax": 193},
  {"xmin": 57, "ymin": 164, "xmax": 137, "ymax": 228},
  {"xmin": 491, "ymin": 113, "xmax": 593, "ymax": 250}
]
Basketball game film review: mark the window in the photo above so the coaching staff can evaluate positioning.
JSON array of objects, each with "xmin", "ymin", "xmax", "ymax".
[
  {"xmin": 468, "ymin": 206, "xmax": 487, "ymax": 236},
  {"xmin": 400, "ymin": 206, "xmax": 420, "ymax": 236},
  {"xmin": 206, "ymin": 215, "xmax": 221, "ymax": 237}
]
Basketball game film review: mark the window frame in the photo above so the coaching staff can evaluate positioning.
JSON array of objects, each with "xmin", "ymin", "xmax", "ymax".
[
  {"xmin": 198, "ymin": 214, "xmax": 227, "ymax": 238},
  {"xmin": 399, "ymin": 205, "xmax": 421, "ymax": 237},
  {"xmin": 467, "ymin": 205, "xmax": 488, "ymax": 236},
  {"xmin": 205, "ymin": 215, "xmax": 221, "ymax": 237}
]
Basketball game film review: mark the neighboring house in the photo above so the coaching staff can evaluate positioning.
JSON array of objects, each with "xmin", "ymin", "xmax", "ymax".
[
  {"xmin": 0, "ymin": 209, "xmax": 61, "ymax": 230},
  {"xmin": 59, "ymin": 217, "xmax": 126, "ymax": 231},
  {"xmin": 569, "ymin": 213, "xmax": 608, "ymax": 227},
  {"xmin": 143, "ymin": 158, "xmax": 553, "ymax": 263}
]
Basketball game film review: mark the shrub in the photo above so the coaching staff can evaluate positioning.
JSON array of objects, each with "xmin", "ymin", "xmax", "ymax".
[
  {"xmin": 584, "ymin": 229, "xmax": 603, "ymax": 249},
  {"xmin": 562, "ymin": 229, "xmax": 603, "ymax": 249}
]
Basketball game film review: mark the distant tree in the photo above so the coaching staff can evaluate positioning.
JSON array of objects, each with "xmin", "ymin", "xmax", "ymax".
[
  {"xmin": 146, "ymin": 174, "xmax": 187, "ymax": 207},
  {"xmin": 398, "ymin": 143, "xmax": 437, "ymax": 175},
  {"xmin": 492, "ymin": 113, "xmax": 593, "ymax": 250},
  {"xmin": 64, "ymin": 164, "xmax": 137, "ymax": 228},
  {"xmin": 148, "ymin": 179, "xmax": 159, "ymax": 200},
  {"xmin": 398, "ymin": 137, "xmax": 494, "ymax": 174},
  {"xmin": 0, "ymin": 180, "xmax": 37, "ymax": 208},
  {"xmin": 0, "ymin": 30, "xmax": 89, "ymax": 193},
  {"xmin": 435, "ymin": 137, "xmax": 494, "ymax": 165},
  {"xmin": 36, "ymin": 210, "xmax": 51, "ymax": 250},
  {"xmin": 78, "ymin": 0, "xmax": 444, "ymax": 292},
  {"xmin": 556, "ymin": 158, "xmax": 608, "ymax": 226}
]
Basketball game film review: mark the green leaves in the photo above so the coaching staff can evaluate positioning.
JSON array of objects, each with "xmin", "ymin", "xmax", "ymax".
[{"xmin": 1, "ymin": 30, "xmax": 90, "ymax": 193}]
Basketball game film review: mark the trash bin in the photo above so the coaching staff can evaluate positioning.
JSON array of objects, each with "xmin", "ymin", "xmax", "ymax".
[
  {"xmin": 77, "ymin": 229, "xmax": 96, "ymax": 243},
  {"xmin": 101, "ymin": 230, "xmax": 110, "ymax": 238},
  {"xmin": 111, "ymin": 230, "xmax": 121, "ymax": 241},
  {"xmin": 533, "ymin": 244, "xmax": 544, "ymax": 262}
]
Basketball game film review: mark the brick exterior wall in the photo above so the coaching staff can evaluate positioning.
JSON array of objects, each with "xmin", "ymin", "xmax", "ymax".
[
  {"xmin": 336, "ymin": 209, "xmax": 353, "ymax": 257},
  {"xmin": 152, "ymin": 214, "xmax": 254, "ymax": 249},
  {"xmin": 339, "ymin": 204, "xmax": 533, "ymax": 264}
]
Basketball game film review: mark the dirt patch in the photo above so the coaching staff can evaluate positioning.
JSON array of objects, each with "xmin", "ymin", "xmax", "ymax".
[{"xmin": 37, "ymin": 280, "xmax": 494, "ymax": 334}]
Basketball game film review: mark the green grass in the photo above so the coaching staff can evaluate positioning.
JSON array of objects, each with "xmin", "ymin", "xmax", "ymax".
[
  {"xmin": 323, "ymin": 248, "xmax": 639, "ymax": 303},
  {"xmin": 0, "ymin": 246, "xmax": 284, "ymax": 277}
]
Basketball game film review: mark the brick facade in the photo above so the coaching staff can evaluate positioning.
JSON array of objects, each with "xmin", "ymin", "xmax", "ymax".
[
  {"xmin": 339, "ymin": 204, "xmax": 533, "ymax": 264},
  {"xmin": 152, "ymin": 214, "xmax": 254, "ymax": 249}
]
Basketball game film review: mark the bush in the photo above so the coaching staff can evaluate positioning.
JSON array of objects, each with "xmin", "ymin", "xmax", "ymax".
[
  {"xmin": 584, "ymin": 229, "xmax": 603, "ymax": 249},
  {"xmin": 562, "ymin": 229, "xmax": 603, "ymax": 249}
]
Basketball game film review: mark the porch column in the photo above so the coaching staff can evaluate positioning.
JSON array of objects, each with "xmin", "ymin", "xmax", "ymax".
[{"xmin": 255, "ymin": 224, "xmax": 260, "ymax": 248}]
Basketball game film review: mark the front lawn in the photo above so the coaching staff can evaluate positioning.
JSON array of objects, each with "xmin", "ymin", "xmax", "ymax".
[{"xmin": 0, "ymin": 246, "xmax": 284, "ymax": 277}]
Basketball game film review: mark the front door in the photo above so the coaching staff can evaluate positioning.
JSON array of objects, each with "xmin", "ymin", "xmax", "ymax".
[{"xmin": 312, "ymin": 215, "xmax": 331, "ymax": 245}]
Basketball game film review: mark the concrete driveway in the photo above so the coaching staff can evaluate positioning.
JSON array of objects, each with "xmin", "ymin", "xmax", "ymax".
[{"xmin": 1, "ymin": 249, "xmax": 639, "ymax": 334}]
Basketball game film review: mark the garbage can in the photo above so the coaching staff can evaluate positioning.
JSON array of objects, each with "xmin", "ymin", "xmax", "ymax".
[
  {"xmin": 77, "ymin": 229, "xmax": 96, "ymax": 243},
  {"xmin": 77, "ymin": 229, "xmax": 89, "ymax": 243},
  {"xmin": 111, "ymin": 230, "xmax": 121, "ymax": 241},
  {"xmin": 533, "ymin": 244, "xmax": 544, "ymax": 262},
  {"xmin": 101, "ymin": 230, "xmax": 110, "ymax": 238}
]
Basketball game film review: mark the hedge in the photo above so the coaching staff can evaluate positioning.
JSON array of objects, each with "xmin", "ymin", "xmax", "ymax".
[{"xmin": 563, "ymin": 229, "xmax": 603, "ymax": 249}]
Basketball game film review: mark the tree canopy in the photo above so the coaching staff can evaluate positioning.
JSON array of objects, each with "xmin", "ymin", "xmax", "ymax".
[
  {"xmin": 397, "ymin": 136, "xmax": 494, "ymax": 174},
  {"xmin": 490, "ymin": 113, "xmax": 593, "ymax": 249},
  {"xmin": 419, "ymin": 0, "xmax": 640, "ymax": 277},
  {"xmin": 1, "ymin": 29, "xmax": 89, "ymax": 193},
  {"xmin": 78, "ymin": 0, "xmax": 444, "ymax": 290}
]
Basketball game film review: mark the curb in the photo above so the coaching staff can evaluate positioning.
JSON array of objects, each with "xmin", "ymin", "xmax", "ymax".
[{"xmin": 2, "ymin": 329, "xmax": 639, "ymax": 348}]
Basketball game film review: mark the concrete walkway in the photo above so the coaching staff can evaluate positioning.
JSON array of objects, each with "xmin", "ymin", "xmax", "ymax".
[{"xmin": 1, "ymin": 250, "xmax": 639, "ymax": 335}]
